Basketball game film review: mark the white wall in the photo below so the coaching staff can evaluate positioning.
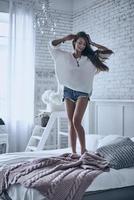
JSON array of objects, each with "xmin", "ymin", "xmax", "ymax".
[
  {"xmin": 50, "ymin": 0, "xmax": 72, "ymax": 12},
  {"xmin": 73, "ymin": 0, "xmax": 99, "ymax": 11}
]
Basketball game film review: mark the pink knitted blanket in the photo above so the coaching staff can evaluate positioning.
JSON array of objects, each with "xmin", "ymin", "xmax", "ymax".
[{"xmin": 0, "ymin": 152, "xmax": 109, "ymax": 200}]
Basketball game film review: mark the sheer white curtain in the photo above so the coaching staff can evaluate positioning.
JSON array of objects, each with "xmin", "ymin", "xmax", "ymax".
[{"xmin": 5, "ymin": 0, "xmax": 35, "ymax": 152}]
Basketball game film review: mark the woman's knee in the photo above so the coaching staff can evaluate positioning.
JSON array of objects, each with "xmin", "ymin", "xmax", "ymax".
[
  {"xmin": 68, "ymin": 120, "xmax": 75, "ymax": 129},
  {"xmin": 73, "ymin": 117, "xmax": 81, "ymax": 130}
]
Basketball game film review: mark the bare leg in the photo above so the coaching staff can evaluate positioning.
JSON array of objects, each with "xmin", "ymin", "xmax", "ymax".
[
  {"xmin": 73, "ymin": 97, "xmax": 89, "ymax": 155},
  {"xmin": 64, "ymin": 98, "xmax": 77, "ymax": 154}
]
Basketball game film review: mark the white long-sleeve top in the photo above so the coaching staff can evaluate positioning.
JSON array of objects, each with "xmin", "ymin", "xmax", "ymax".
[{"xmin": 48, "ymin": 40, "xmax": 112, "ymax": 94}]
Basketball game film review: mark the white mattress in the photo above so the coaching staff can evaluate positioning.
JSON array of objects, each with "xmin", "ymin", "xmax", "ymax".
[{"xmin": 0, "ymin": 148, "xmax": 134, "ymax": 200}]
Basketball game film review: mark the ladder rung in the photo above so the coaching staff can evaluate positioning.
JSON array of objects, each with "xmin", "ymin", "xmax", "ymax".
[
  {"xmin": 27, "ymin": 146, "xmax": 37, "ymax": 151},
  {"xmin": 59, "ymin": 131, "xmax": 68, "ymax": 136},
  {"xmin": 35, "ymin": 125, "xmax": 46, "ymax": 129},
  {"xmin": 26, "ymin": 111, "xmax": 68, "ymax": 151},
  {"xmin": 32, "ymin": 136, "xmax": 42, "ymax": 140}
]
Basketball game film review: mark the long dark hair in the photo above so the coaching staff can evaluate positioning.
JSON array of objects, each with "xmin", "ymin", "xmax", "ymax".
[{"xmin": 72, "ymin": 31, "xmax": 110, "ymax": 72}]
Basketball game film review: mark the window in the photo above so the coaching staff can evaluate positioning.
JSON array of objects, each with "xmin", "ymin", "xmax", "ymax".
[{"xmin": 0, "ymin": 12, "xmax": 9, "ymax": 117}]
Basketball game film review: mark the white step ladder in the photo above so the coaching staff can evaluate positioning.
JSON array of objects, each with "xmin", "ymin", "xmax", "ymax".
[{"xmin": 25, "ymin": 111, "xmax": 68, "ymax": 151}]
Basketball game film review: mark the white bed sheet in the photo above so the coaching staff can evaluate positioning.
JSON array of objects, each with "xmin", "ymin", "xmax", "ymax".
[{"xmin": 0, "ymin": 148, "xmax": 134, "ymax": 200}]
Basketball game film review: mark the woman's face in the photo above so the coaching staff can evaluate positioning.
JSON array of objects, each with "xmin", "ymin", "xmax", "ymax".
[{"xmin": 75, "ymin": 37, "xmax": 87, "ymax": 52}]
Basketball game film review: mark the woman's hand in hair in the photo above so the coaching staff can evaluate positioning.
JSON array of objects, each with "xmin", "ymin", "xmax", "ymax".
[
  {"xmin": 85, "ymin": 34, "xmax": 95, "ymax": 46},
  {"xmin": 91, "ymin": 42, "xmax": 114, "ymax": 53},
  {"xmin": 63, "ymin": 34, "xmax": 77, "ymax": 41},
  {"xmin": 86, "ymin": 34, "xmax": 91, "ymax": 42}
]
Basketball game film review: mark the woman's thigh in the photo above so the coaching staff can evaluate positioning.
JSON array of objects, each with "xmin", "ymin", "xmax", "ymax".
[
  {"xmin": 73, "ymin": 97, "xmax": 89, "ymax": 124},
  {"xmin": 64, "ymin": 98, "xmax": 76, "ymax": 123}
]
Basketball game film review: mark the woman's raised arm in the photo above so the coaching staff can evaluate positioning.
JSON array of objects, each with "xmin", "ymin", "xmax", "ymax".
[{"xmin": 52, "ymin": 34, "xmax": 76, "ymax": 46}]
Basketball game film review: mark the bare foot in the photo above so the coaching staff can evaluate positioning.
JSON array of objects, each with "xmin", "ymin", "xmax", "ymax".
[
  {"xmin": 81, "ymin": 149, "xmax": 88, "ymax": 155},
  {"xmin": 70, "ymin": 152, "xmax": 80, "ymax": 159}
]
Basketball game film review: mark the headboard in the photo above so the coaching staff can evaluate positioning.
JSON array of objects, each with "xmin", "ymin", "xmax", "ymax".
[{"xmin": 85, "ymin": 99, "xmax": 134, "ymax": 138}]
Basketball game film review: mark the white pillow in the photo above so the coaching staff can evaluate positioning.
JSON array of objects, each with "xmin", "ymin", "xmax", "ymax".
[
  {"xmin": 131, "ymin": 137, "xmax": 134, "ymax": 142},
  {"xmin": 98, "ymin": 134, "xmax": 124, "ymax": 148},
  {"xmin": 76, "ymin": 134, "xmax": 104, "ymax": 151}
]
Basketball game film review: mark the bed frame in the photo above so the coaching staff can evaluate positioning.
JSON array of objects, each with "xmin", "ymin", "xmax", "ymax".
[
  {"xmin": 82, "ymin": 186, "xmax": 134, "ymax": 200},
  {"xmin": 1, "ymin": 186, "xmax": 134, "ymax": 200}
]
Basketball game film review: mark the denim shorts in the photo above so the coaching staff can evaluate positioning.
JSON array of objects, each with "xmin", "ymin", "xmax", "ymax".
[{"xmin": 62, "ymin": 86, "xmax": 92, "ymax": 102}]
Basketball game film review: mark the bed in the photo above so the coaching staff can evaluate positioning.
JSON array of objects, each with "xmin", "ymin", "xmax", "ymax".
[{"xmin": 0, "ymin": 134, "xmax": 134, "ymax": 200}]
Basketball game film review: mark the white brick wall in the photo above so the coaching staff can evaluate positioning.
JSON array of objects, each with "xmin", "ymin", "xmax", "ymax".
[{"xmin": 73, "ymin": 0, "xmax": 134, "ymax": 99}]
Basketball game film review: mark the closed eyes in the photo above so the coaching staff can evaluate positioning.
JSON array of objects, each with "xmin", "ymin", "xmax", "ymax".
[{"xmin": 78, "ymin": 42, "xmax": 86, "ymax": 46}]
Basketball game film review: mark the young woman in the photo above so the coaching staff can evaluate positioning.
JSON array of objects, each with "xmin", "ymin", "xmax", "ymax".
[{"xmin": 48, "ymin": 31, "xmax": 113, "ymax": 157}]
